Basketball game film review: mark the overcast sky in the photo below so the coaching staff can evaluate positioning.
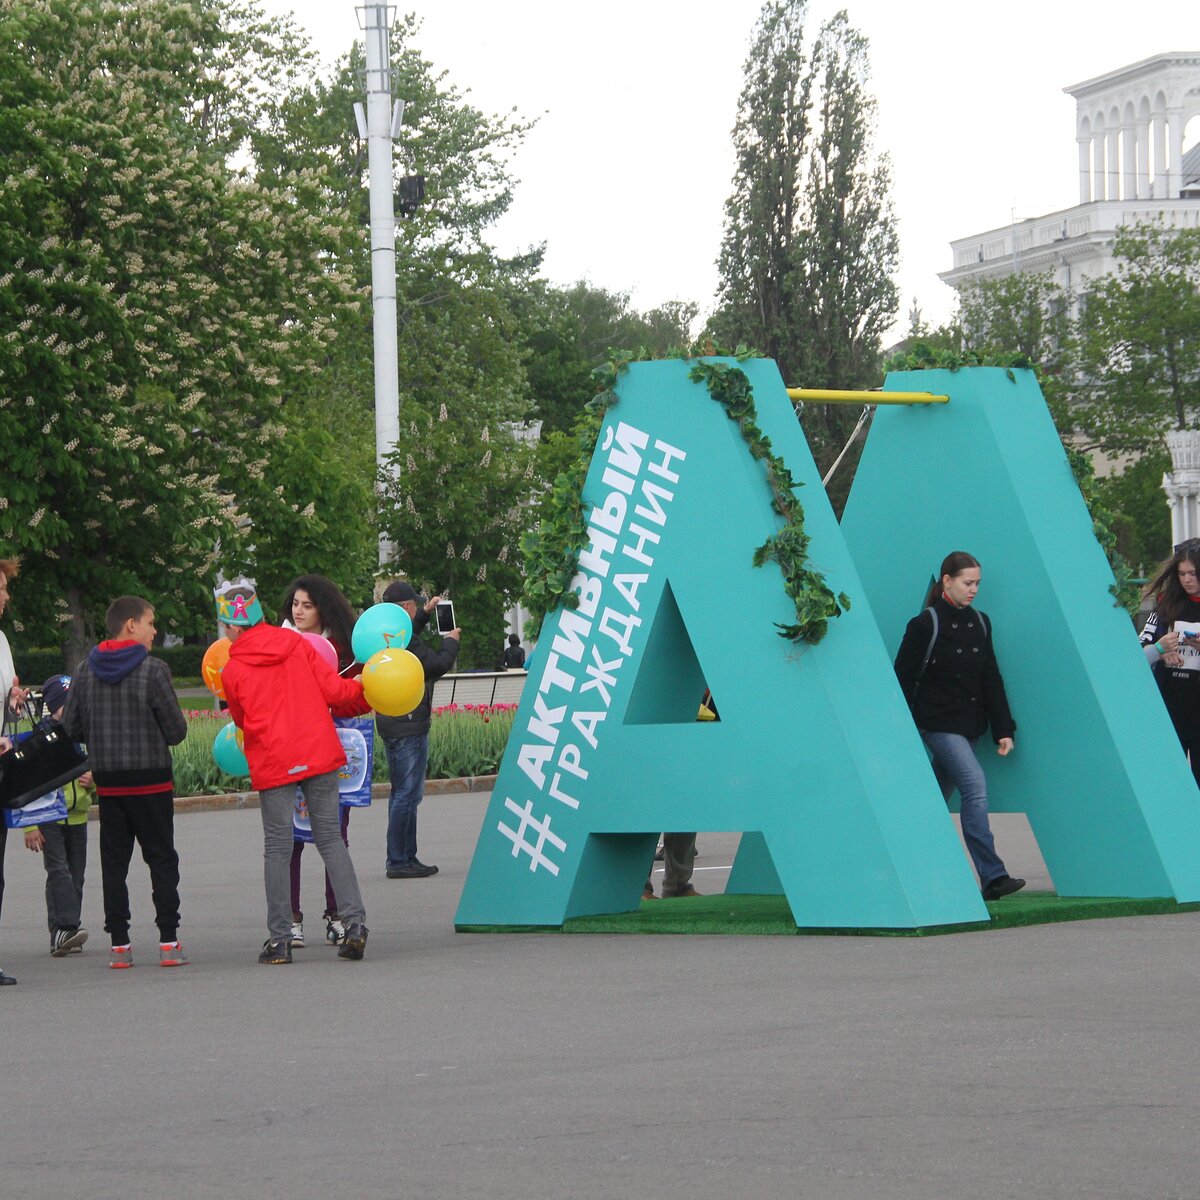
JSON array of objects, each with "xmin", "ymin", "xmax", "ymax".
[{"xmin": 259, "ymin": 0, "xmax": 1197, "ymax": 339}]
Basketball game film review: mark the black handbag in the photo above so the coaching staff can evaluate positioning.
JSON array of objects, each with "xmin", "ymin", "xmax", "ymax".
[{"xmin": 0, "ymin": 702, "xmax": 90, "ymax": 810}]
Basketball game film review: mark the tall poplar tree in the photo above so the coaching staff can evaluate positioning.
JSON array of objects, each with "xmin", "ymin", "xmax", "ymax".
[{"xmin": 711, "ymin": 0, "xmax": 899, "ymax": 490}]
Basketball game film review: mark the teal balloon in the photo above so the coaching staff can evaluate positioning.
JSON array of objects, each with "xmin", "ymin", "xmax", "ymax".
[
  {"xmin": 352, "ymin": 602, "xmax": 413, "ymax": 661},
  {"xmin": 213, "ymin": 722, "xmax": 249, "ymax": 777}
]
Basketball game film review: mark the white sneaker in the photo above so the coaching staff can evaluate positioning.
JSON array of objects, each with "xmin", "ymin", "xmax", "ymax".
[
  {"xmin": 289, "ymin": 921, "xmax": 305, "ymax": 948},
  {"xmin": 325, "ymin": 916, "xmax": 346, "ymax": 945}
]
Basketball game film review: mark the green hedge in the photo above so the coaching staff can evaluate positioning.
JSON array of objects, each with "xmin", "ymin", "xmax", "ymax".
[
  {"xmin": 171, "ymin": 704, "xmax": 519, "ymax": 795},
  {"xmin": 18, "ymin": 648, "xmax": 69, "ymax": 682},
  {"xmin": 153, "ymin": 644, "xmax": 206, "ymax": 677},
  {"xmin": 19, "ymin": 643, "xmax": 207, "ymax": 683}
]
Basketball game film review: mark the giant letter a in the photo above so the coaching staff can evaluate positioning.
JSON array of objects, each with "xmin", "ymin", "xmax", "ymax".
[{"xmin": 455, "ymin": 360, "xmax": 989, "ymax": 930}]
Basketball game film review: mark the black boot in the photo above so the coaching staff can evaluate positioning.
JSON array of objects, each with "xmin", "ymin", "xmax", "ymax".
[{"xmin": 337, "ymin": 924, "xmax": 368, "ymax": 960}]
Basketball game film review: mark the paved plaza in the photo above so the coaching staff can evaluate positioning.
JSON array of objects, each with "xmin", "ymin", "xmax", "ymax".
[{"xmin": 3, "ymin": 797, "xmax": 1199, "ymax": 1199}]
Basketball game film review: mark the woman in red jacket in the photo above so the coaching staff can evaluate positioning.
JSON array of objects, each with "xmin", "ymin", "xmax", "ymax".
[
  {"xmin": 280, "ymin": 574, "xmax": 362, "ymax": 950},
  {"xmin": 219, "ymin": 578, "xmax": 372, "ymax": 965}
]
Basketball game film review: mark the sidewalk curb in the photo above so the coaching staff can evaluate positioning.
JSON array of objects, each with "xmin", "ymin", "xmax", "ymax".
[{"xmin": 85, "ymin": 776, "xmax": 499, "ymax": 818}]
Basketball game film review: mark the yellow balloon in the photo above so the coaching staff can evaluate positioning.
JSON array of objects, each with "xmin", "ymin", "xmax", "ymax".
[{"xmin": 362, "ymin": 648, "xmax": 425, "ymax": 717}]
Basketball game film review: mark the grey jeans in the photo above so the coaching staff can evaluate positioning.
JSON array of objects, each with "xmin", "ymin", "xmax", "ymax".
[
  {"xmin": 41, "ymin": 821, "xmax": 87, "ymax": 933},
  {"xmin": 260, "ymin": 772, "xmax": 365, "ymax": 941}
]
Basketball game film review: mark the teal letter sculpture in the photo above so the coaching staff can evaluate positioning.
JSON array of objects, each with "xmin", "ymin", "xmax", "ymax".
[
  {"xmin": 455, "ymin": 359, "xmax": 990, "ymax": 930},
  {"xmin": 840, "ymin": 367, "xmax": 1200, "ymax": 900}
]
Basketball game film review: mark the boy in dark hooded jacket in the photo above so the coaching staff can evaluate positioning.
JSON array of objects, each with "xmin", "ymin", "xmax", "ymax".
[{"xmin": 63, "ymin": 596, "xmax": 189, "ymax": 969}]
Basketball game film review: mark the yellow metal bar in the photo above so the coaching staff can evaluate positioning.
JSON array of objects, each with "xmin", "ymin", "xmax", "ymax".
[{"xmin": 786, "ymin": 388, "xmax": 949, "ymax": 405}]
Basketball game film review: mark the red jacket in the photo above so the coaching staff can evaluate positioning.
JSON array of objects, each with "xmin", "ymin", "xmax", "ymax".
[{"xmin": 223, "ymin": 623, "xmax": 370, "ymax": 791}]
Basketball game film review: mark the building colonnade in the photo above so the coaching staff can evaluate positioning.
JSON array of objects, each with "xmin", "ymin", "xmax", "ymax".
[{"xmin": 1069, "ymin": 54, "xmax": 1200, "ymax": 204}]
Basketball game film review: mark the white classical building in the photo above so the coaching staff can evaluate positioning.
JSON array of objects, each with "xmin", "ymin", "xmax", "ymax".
[
  {"xmin": 941, "ymin": 52, "xmax": 1200, "ymax": 299},
  {"xmin": 940, "ymin": 52, "xmax": 1200, "ymax": 545}
]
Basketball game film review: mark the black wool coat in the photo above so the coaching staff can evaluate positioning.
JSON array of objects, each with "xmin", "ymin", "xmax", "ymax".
[{"xmin": 893, "ymin": 596, "xmax": 1016, "ymax": 744}]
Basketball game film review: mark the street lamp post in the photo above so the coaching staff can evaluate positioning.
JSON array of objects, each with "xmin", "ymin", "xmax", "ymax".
[{"xmin": 355, "ymin": 2, "xmax": 403, "ymax": 566}]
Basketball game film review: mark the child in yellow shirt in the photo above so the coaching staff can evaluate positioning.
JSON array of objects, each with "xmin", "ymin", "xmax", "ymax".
[{"xmin": 22, "ymin": 676, "xmax": 94, "ymax": 956}]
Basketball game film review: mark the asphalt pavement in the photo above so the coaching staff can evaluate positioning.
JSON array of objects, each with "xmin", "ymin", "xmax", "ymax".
[{"xmin": 3, "ymin": 799, "xmax": 1198, "ymax": 1200}]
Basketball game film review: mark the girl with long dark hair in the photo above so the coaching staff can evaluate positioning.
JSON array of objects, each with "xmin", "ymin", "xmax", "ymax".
[
  {"xmin": 1139, "ymin": 539, "xmax": 1200, "ymax": 786},
  {"xmin": 279, "ymin": 574, "xmax": 362, "ymax": 948},
  {"xmin": 893, "ymin": 551, "xmax": 1025, "ymax": 901}
]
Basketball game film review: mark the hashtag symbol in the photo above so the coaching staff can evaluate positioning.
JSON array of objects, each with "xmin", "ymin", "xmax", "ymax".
[{"xmin": 497, "ymin": 796, "xmax": 567, "ymax": 875}]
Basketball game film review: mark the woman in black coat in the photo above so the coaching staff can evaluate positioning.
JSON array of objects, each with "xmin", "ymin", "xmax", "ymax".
[{"xmin": 893, "ymin": 550, "xmax": 1025, "ymax": 902}]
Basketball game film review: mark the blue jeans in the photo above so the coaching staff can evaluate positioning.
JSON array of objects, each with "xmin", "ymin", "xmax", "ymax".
[
  {"xmin": 385, "ymin": 734, "xmax": 429, "ymax": 871},
  {"xmin": 921, "ymin": 731, "xmax": 1007, "ymax": 887}
]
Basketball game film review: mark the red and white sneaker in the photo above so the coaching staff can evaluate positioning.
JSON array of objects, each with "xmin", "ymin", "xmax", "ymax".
[
  {"xmin": 109, "ymin": 945, "xmax": 133, "ymax": 969},
  {"xmin": 159, "ymin": 941, "xmax": 189, "ymax": 967}
]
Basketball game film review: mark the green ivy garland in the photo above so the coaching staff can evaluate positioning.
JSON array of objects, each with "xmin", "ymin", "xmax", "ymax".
[
  {"xmin": 882, "ymin": 344, "xmax": 1139, "ymax": 613},
  {"xmin": 883, "ymin": 341, "xmax": 1035, "ymax": 377},
  {"xmin": 687, "ymin": 359, "xmax": 849, "ymax": 642},
  {"xmin": 520, "ymin": 348, "xmax": 849, "ymax": 645}
]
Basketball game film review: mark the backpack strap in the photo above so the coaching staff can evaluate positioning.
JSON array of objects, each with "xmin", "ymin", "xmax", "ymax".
[{"xmin": 913, "ymin": 606, "xmax": 939, "ymax": 699}]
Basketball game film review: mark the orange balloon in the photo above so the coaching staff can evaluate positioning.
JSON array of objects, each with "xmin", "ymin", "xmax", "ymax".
[
  {"xmin": 202, "ymin": 638, "xmax": 232, "ymax": 699},
  {"xmin": 362, "ymin": 648, "xmax": 424, "ymax": 717}
]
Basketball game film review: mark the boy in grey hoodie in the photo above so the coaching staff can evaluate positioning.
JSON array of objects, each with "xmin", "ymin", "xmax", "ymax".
[{"xmin": 63, "ymin": 596, "xmax": 188, "ymax": 969}]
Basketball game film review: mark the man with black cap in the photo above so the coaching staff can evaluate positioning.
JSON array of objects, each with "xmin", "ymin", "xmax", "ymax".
[{"xmin": 378, "ymin": 581, "xmax": 460, "ymax": 879}]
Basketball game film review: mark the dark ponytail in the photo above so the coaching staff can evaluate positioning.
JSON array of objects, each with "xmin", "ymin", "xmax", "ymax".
[{"xmin": 922, "ymin": 551, "xmax": 981, "ymax": 610}]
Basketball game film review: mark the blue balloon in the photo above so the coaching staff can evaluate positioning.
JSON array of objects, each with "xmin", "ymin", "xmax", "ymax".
[
  {"xmin": 352, "ymin": 602, "xmax": 413, "ymax": 662},
  {"xmin": 213, "ymin": 722, "xmax": 249, "ymax": 778}
]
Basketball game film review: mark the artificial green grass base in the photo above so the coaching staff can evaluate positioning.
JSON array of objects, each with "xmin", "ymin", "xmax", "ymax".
[{"xmin": 457, "ymin": 892, "xmax": 1200, "ymax": 937}]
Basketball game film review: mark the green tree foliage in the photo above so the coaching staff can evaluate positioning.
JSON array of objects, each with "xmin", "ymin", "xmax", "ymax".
[
  {"xmin": 515, "ymin": 281, "xmax": 698, "ymax": 436},
  {"xmin": 956, "ymin": 274, "xmax": 1071, "ymax": 364},
  {"xmin": 250, "ymin": 414, "xmax": 379, "ymax": 613},
  {"xmin": 0, "ymin": 0, "xmax": 358, "ymax": 664},
  {"xmin": 711, "ymin": 0, "xmax": 898, "ymax": 489},
  {"xmin": 940, "ymin": 271, "xmax": 1075, "ymax": 429},
  {"xmin": 935, "ymin": 225, "xmax": 1200, "ymax": 577},
  {"xmin": 1072, "ymin": 222, "xmax": 1200, "ymax": 455},
  {"xmin": 379, "ymin": 409, "xmax": 535, "ymax": 669},
  {"xmin": 1092, "ymin": 451, "xmax": 1172, "ymax": 574},
  {"xmin": 924, "ymin": 245, "xmax": 1196, "ymax": 601},
  {"xmin": 794, "ymin": 14, "xmax": 899, "ymax": 387},
  {"xmin": 271, "ymin": 22, "xmax": 554, "ymax": 649},
  {"xmin": 235, "ymin": 21, "xmax": 542, "ymax": 611}
]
